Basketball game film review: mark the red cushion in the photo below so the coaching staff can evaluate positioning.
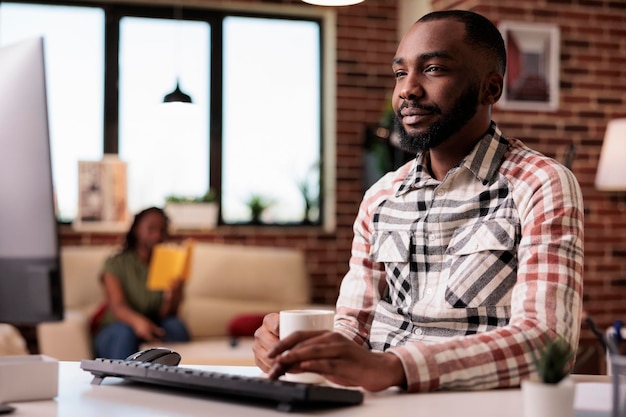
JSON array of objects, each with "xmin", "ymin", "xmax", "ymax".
[
  {"xmin": 89, "ymin": 302, "xmax": 108, "ymax": 334},
  {"xmin": 227, "ymin": 313, "xmax": 267, "ymax": 338}
]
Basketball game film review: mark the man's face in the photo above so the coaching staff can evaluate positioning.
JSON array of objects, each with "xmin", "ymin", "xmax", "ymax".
[
  {"xmin": 391, "ymin": 19, "xmax": 484, "ymax": 153},
  {"xmin": 393, "ymin": 83, "xmax": 479, "ymax": 153}
]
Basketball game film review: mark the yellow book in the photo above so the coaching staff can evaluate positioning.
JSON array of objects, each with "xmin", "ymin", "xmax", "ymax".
[{"xmin": 146, "ymin": 241, "xmax": 194, "ymax": 290}]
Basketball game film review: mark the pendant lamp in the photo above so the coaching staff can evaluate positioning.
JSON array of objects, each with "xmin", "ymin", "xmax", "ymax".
[
  {"xmin": 163, "ymin": 79, "xmax": 192, "ymax": 103},
  {"xmin": 162, "ymin": 3, "xmax": 193, "ymax": 104},
  {"xmin": 301, "ymin": 0, "xmax": 364, "ymax": 5}
]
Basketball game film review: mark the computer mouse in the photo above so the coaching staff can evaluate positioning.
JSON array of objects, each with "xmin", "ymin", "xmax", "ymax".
[{"xmin": 125, "ymin": 347, "xmax": 182, "ymax": 366}]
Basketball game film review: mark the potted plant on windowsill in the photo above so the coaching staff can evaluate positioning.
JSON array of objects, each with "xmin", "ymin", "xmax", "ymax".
[
  {"xmin": 522, "ymin": 336, "xmax": 577, "ymax": 417},
  {"xmin": 164, "ymin": 189, "xmax": 218, "ymax": 230},
  {"xmin": 245, "ymin": 194, "xmax": 273, "ymax": 225}
]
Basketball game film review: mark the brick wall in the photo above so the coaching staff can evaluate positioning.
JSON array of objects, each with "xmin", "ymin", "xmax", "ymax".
[{"xmin": 63, "ymin": 0, "xmax": 626, "ymax": 371}]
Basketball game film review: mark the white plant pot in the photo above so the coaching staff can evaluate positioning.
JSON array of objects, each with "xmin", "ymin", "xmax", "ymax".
[
  {"xmin": 522, "ymin": 377, "xmax": 575, "ymax": 417},
  {"xmin": 164, "ymin": 202, "xmax": 218, "ymax": 230}
]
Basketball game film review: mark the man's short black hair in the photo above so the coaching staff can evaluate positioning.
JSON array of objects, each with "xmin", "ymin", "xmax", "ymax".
[{"xmin": 417, "ymin": 10, "xmax": 507, "ymax": 76}]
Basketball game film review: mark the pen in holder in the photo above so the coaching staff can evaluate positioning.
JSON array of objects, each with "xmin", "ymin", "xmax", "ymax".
[
  {"xmin": 584, "ymin": 314, "xmax": 626, "ymax": 417},
  {"xmin": 609, "ymin": 353, "xmax": 626, "ymax": 417},
  {"xmin": 607, "ymin": 321, "xmax": 626, "ymax": 417},
  {"xmin": 606, "ymin": 321, "xmax": 626, "ymax": 376}
]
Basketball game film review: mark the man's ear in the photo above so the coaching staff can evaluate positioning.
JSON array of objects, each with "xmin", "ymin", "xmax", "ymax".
[{"xmin": 481, "ymin": 72, "xmax": 503, "ymax": 105}]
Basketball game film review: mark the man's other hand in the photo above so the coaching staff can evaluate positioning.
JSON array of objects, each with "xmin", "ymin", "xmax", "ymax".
[
  {"xmin": 267, "ymin": 330, "xmax": 406, "ymax": 392},
  {"xmin": 252, "ymin": 312, "xmax": 280, "ymax": 372}
]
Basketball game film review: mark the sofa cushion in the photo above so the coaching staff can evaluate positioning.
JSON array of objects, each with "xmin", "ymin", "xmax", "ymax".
[
  {"xmin": 186, "ymin": 243, "xmax": 310, "ymax": 305},
  {"xmin": 0, "ymin": 324, "xmax": 28, "ymax": 356},
  {"xmin": 181, "ymin": 299, "xmax": 290, "ymax": 339},
  {"xmin": 180, "ymin": 242, "xmax": 311, "ymax": 338},
  {"xmin": 60, "ymin": 245, "xmax": 116, "ymax": 313},
  {"xmin": 37, "ymin": 310, "xmax": 94, "ymax": 360},
  {"xmin": 227, "ymin": 313, "xmax": 267, "ymax": 338}
]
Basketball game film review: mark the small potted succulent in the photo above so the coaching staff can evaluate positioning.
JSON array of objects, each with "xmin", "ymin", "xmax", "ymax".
[
  {"xmin": 245, "ymin": 194, "xmax": 273, "ymax": 224},
  {"xmin": 522, "ymin": 336, "xmax": 576, "ymax": 417},
  {"xmin": 164, "ymin": 189, "xmax": 218, "ymax": 230}
]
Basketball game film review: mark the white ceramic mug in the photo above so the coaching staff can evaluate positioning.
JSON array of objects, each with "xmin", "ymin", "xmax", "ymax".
[{"xmin": 279, "ymin": 309, "xmax": 335, "ymax": 384}]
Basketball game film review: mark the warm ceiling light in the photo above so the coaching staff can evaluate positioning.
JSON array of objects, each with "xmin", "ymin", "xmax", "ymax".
[{"xmin": 301, "ymin": 0, "xmax": 364, "ymax": 5}]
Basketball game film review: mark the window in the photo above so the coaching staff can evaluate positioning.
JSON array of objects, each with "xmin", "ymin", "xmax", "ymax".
[
  {"xmin": 0, "ymin": 3, "xmax": 104, "ymax": 222},
  {"xmin": 118, "ymin": 16, "xmax": 210, "ymax": 211},
  {"xmin": 222, "ymin": 17, "xmax": 321, "ymax": 224},
  {"xmin": 0, "ymin": 2, "xmax": 329, "ymax": 227}
]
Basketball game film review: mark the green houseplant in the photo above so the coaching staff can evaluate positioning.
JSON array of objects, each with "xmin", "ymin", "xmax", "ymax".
[
  {"xmin": 531, "ymin": 336, "xmax": 576, "ymax": 384},
  {"xmin": 245, "ymin": 194, "xmax": 273, "ymax": 224},
  {"xmin": 164, "ymin": 189, "xmax": 218, "ymax": 230},
  {"xmin": 296, "ymin": 161, "xmax": 320, "ymax": 224},
  {"xmin": 522, "ymin": 336, "xmax": 577, "ymax": 417},
  {"xmin": 164, "ymin": 189, "xmax": 217, "ymax": 205}
]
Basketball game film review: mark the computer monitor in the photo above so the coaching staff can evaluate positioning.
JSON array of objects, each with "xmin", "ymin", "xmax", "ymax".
[{"xmin": 0, "ymin": 37, "xmax": 63, "ymax": 325}]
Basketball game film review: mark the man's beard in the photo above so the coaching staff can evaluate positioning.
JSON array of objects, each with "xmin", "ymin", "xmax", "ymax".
[{"xmin": 394, "ymin": 84, "xmax": 480, "ymax": 154}]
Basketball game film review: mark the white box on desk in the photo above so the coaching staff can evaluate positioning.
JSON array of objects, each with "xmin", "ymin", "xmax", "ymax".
[{"xmin": 0, "ymin": 355, "xmax": 58, "ymax": 402}]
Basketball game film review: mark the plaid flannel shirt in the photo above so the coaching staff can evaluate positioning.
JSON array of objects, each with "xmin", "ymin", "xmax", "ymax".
[{"xmin": 335, "ymin": 122, "xmax": 584, "ymax": 392}]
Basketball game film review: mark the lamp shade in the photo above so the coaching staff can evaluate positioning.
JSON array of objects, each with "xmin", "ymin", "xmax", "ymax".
[
  {"xmin": 595, "ymin": 118, "xmax": 626, "ymax": 191},
  {"xmin": 301, "ymin": 0, "xmax": 364, "ymax": 5},
  {"xmin": 163, "ymin": 81, "xmax": 192, "ymax": 104}
]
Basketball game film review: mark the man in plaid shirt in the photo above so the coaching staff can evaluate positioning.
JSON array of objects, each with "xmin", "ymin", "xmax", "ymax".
[{"xmin": 253, "ymin": 10, "xmax": 583, "ymax": 392}]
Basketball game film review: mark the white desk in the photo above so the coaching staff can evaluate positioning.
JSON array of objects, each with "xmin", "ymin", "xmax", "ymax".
[{"xmin": 6, "ymin": 362, "xmax": 613, "ymax": 417}]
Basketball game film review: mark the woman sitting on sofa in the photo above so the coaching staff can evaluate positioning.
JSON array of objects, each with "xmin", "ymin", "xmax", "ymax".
[{"xmin": 94, "ymin": 207, "xmax": 190, "ymax": 359}]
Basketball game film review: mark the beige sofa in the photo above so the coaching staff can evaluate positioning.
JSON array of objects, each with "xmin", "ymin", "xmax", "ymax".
[
  {"xmin": 37, "ymin": 242, "xmax": 327, "ymax": 365},
  {"xmin": 0, "ymin": 324, "xmax": 28, "ymax": 356}
]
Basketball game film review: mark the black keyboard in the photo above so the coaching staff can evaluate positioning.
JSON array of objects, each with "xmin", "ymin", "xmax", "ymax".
[{"xmin": 80, "ymin": 358, "xmax": 364, "ymax": 412}]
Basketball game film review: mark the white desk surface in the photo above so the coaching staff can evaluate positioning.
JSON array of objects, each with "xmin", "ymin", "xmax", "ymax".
[{"xmin": 6, "ymin": 362, "xmax": 613, "ymax": 417}]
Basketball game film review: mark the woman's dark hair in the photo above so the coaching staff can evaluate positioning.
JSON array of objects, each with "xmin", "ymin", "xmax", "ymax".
[
  {"xmin": 418, "ymin": 10, "xmax": 507, "ymax": 76},
  {"xmin": 123, "ymin": 206, "xmax": 169, "ymax": 252}
]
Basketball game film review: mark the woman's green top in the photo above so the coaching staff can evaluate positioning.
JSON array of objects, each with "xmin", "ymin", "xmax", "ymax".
[{"xmin": 98, "ymin": 250, "xmax": 164, "ymax": 328}]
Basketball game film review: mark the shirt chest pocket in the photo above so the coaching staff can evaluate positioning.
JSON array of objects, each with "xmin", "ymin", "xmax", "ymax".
[
  {"xmin": 444, "ymin": 218, "xmax": 519, "ymax": 308},
  {"xmin": 370, "ymin": 231, "xmax": 415, "ymax": 305},
  {"xmin": 370, "ymin": 231, "xmax": 411, "ymax": 262}
]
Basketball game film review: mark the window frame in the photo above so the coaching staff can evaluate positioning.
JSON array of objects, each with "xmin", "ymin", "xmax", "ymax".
[{"xmin": 3, "ymin": 0, "xmax": 336, "ymax": 231}]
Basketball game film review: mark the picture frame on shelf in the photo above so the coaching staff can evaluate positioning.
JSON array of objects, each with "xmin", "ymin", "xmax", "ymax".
[
  {"xmin": 73, "ymin": 154, "xmax": 130, "ymax": 232},
  {"xmin": 497, "ymin": 21, "xmax": 560, "ymax": 112}
]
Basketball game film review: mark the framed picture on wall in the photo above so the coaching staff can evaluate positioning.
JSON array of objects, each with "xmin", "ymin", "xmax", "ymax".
[{"xmin": 497, "ymin": 21, "xmax": 560, "ymax": 111}]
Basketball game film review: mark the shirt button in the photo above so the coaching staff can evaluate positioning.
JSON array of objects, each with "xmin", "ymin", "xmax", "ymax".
[
  {"xmin": 429, "ymin": 234, "xmax": 436, "ymax": 241},
  {"xmin": 437, "ymin": 189, "xmax": 445, "ymax": 196},
  {"xmin": 426, "ymin": 288, "xmax": 434, "ymax": 296},
  {"xmin": 413, "ymin": 328, "xmax": 423, "ymax": 336}
]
